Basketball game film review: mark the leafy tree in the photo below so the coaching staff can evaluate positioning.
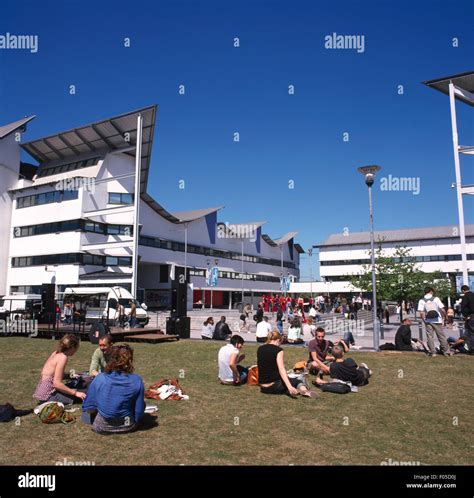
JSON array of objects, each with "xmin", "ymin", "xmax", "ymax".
[{"xmin": 347, "ymin": 243, "xmax": 454, "ymax": 321}]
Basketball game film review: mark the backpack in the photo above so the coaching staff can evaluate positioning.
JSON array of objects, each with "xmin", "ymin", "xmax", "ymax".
[
  {"xmin": 247, "ymin": 366, "xmax": 259, "ymax": 386},
  {"xmin": 424, "ymin": 298, "xmax": 441, "ymax": 322},
  {"xmin": 34, "ymin": 402, "xmax": 76, "ymax": 424},
  {"xmin": 321, "ymin": 382, "xmax": 351, "ymax": 394}
]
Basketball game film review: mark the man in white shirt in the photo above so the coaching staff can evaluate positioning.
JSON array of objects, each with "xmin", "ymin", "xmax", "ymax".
[
  {"xmin": 256, "ymin": 316, "xmax": 272, "ymax": 343},
  {"xmin": 417, "ymin": 286, "xmax": 451, "ymax": 357},
  {"xmin": 218, "ymin": 335, "xmax": 247, "ymax": 385}
]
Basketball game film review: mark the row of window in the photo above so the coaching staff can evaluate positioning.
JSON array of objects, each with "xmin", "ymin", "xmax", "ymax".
[
  {"xmin": 11, "ymin": 253, "xmax": 132, "ymax": 268},
  {"xmin": 16, "ymin": 190, "xmax": 134, "ymax": 210},
  {"xmin": 320, "ymin": 254, "xmax": 474, "ymax": 266},
  {"xmin": 139, "ymin": 236, "xmax": 296, "ymax": 269},
  {"xmin": 13, "ymin": 219, "xmax": 133, "ymax": 238},
  {"xmin": 36, "ymin": 157, "xmax": 101, "ymax": 178},
  {"xmin": 16, "ymin": 189, "xmax": 78, "ymax": 209},
  {"xmin": 109, "ymin": 192, "xmax": 134, "ymax": 205},
  {"xmin": 189, "ymin": 269, "xmax": 281, "ymax": 283}
]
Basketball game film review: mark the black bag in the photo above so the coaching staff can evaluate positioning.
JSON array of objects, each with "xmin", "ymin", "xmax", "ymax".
[
  {"xmin": 0, "ymin": 403, "xmax": 33, "ymax": 422},
  {"xmin": 379, "ymin": 342, "xmax": 396, "ymax": 350},
  {"xmin": 321, "ymin": 382, "xmax": 351, "ymax": 394}
]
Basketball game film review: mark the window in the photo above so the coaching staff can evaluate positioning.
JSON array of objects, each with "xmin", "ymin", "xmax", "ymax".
[{"xmin": 108, "ymin": 192, "xmax": 134, "ymax": 205}]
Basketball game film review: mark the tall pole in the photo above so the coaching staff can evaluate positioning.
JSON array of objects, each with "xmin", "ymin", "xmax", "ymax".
[
  {"xmin": 241, "ymin": 239, "xmax": 244, "ymax": 304},
  {"xmin": 184, "ymin": 223, "xmax": 188, "ymax": 282},
  {"xmin": 368, "ymin": 185, "xmax": 379, "ymax": 351},
  {"xmin": 449, "ymin": 82, "xmax": 469, "ymax": 286},
  {"xmin": 131, "ymin": 113, "xmax": 143, "ymax": 298},
  {"xmin": 308, "ymin": 248, "xmax": 313, "ymax": 302}
]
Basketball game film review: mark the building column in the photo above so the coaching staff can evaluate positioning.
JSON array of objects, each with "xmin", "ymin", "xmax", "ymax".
[{"xmin": 228, "ymin": 291, "xmax": 232, "ymax": 310}]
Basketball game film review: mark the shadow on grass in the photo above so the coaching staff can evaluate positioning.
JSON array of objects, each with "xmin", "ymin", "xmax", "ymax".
[{"xmin": 136, "ymin": 413, "xmax": 159, "ymax": 432}]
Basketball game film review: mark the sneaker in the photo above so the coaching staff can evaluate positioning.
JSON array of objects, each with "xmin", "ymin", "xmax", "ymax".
[
  {"xmin": 427, "ymin": 353, "xmax": 438, "ymax": 357},
  {"xmin": 442, "ymin": 351, "xmax": 454, "ymax": 357}
]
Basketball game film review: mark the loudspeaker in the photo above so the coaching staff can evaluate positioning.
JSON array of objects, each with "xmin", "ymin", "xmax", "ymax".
[
  {"xmin": 171, "ymin": 266, "xmax": 187, "ymax": 317},
  {"xmin": 89, "ymin": 323, "xmax": 110, "ymax": 344},
  {"xmin": 41, "ymin": 283, "xmax": 56, "ymax": 324},
  {"xmin": 166, "ymin": 316, "xmax": 176, "ymax": 335},
  {"xmin": 174, "ymin": 316, "xmax": 190, "ymax": 339}
]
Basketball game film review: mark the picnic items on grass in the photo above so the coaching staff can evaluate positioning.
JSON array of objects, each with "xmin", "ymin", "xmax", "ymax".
[
  {"xmin": 34, "ymin": 401, "xmax": 76, "ymax": 424},
  {"xmin": 145, "ymin": 379, "xmax": 189, "ymax": 401}
]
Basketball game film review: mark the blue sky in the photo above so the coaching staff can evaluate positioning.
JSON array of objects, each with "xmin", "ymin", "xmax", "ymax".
[{"xmin": 1, "ymin": 0, "xmax": 473, "ymax": 279}]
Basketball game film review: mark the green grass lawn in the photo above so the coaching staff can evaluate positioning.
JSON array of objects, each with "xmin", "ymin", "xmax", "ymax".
[{"xmin": 0, "ymin": 337, "xmax": 472, "ymax": 466}]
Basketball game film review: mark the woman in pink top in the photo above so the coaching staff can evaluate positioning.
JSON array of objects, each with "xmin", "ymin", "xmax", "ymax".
[{"xmin": 33, "ymin": 334, "xmax": 86, "ymax": 405}]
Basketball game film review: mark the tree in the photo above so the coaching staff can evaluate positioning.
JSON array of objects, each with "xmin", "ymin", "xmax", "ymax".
[{"xmin": 347, "ymin": 243, "xmax": 453, "ymax": 321}]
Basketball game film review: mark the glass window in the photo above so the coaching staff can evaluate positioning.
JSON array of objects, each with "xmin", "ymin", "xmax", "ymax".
[
  {"xmin": 108, "ymin": 225, "xmax": 120, "ymax": 235},
  {"xmin": 118, "ymin": 257, "xmax": 131, "ymax": 266},
  {"xmin": 108, "ymin": 193, "xmax": 121, "ymax": 204},
  {"xmin": 106, "ymin": 256, "xmax": 118, "ymax": 266},
  {"xmin": 121, "ymin": 193, "xmax": 133, "ymax": 204}
]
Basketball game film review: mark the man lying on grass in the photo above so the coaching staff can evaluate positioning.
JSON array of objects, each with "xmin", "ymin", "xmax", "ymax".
[
  {"xmin": 311, "ymin": 344, "xmax": 371, "ymax": 388},
  {"xmin": 218, "ymin": 334, "xmax": 249, "ymax": 385}
]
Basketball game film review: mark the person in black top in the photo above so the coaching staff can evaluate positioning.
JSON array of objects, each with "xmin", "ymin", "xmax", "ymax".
[
  {"xmin": 257, "ymin": 331, "xmax": 317, "ymax": 398},
  {"xmin": 312, "ymin": 345, "xmax": 371, "ymax": 387},
  {"xmin": 213, "ymin": 316, "xmax": 232, "ymax": 341},
  {"xmin": 254, "ymin": 305, "xmax": 264, "ymax": 324},
  {"xmin": 395, "ymin": 319, "xmax": 413, "ymax": 351},
  {"xmin": 460, "ymin": 285, "xmax": 474, "ymax": 329},
  {"xmin": 449, "ymin": 285, "xmax": 474, "ymax": 354}
]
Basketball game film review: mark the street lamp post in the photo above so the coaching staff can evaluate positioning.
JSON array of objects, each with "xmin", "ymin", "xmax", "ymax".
[
  {"xmin": 358, "ymin": 165, "xmax": 382, "ymax": 351},
  {"xmin": 308, "ymin": 248, "xmax": 314, "ymax": 303},
  {"xmin": 241, "ymin": 240, "xmax": 244, "ymax": 305}
]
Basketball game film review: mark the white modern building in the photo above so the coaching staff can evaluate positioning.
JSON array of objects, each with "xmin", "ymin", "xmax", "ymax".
[
  {"xmin": 304, "ymin": 225, "xmax": 474, "ymax": 294},
  {"xmin": 0, "ymin": 106, "xmax": 303, "ymax": 309}
]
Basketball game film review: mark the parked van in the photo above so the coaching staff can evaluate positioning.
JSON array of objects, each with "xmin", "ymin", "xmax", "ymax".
[
  {"xmin": 0, "ymin": 294, "xmax": 42, "ymax": 319},
  {"xmin": 62, "ymin": 286, "xmax": 149, "ymax": 326}
]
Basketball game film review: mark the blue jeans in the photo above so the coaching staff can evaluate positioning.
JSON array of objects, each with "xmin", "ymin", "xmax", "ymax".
[
  {"xmin": 343, "ymin": 331, "xmax": 355, "ymax": 345},
  {"xmin": 276, "ymin": 321, "xmax": 283, "ymax": 334},
  {"xmin": 237, "ymin": 365, "xmax": 248, "ymax": 384}
]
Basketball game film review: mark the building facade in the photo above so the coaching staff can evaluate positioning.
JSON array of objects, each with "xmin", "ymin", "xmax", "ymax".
[
  {"xmin": 0, "ymin": 107, "xmax": 303, "ymax": 308},
  {"xmin": 310, "ymin": 225, "xmax": 474, "ymax": 294}
]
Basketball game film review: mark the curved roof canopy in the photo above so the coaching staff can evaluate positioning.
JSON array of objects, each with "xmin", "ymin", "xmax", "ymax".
[
  {"xmin": 21, "ymin": 106, "xmax": 157, "ymax": 193},
  {"xmin": 262, "ymin": 231, "xmax": 298, "ymax": 247},
  {"xmin": 142, "ymin": 192, "xmax": 223, "ymax": 224},
  {"xmin": 0, "ymin": 115, "xmax": 35, "ymax": 139},
  {"xmin": 423, "ymin": 71, "xmax": 474, "ymax": 107}
]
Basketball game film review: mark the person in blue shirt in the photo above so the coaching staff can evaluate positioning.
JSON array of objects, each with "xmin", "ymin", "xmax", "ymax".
[{"xmin": 83, "ymin": 344, "xmax": 145, "ymax": 434}]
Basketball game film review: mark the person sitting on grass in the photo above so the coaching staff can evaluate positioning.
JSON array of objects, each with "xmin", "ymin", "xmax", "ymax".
[
  {"xmin": 257, "ymin": 331, "xmax": 317, "ymax": 398},
  {"xmin": 213, "ymin": 316, "xmax": 232, "ymax": 341},
  {"xmin": 311, "ymin": 344, "xmax": 371, "ymax": 387},
  {"xmin": 82, "ymin": 344, "xmax": 145, "ymax": 435},
  {"xmin": 307, "ymin": 328, "xmax": 349, "ymax": 374},
  {"xmin": 394, "ymin": 318, "xmax": 428, "ymax": 352},
  {"xmin": 218, "ymin": 335, "xmax": 248, "ymax": 385},
  {"xmin": 287, "ymin": 317, "xmax": 304, "ymax": 344},
  {"xmin": 256, "ymin": 316, "xmax": 272, "ymax": 343},
  {"xmin": 89, "ymin": 334, "xmax": 113, "ymax": 376},
  {"xmin": 201, "ymin": 317, "xmax": 215, "ymax": 340},
  {"xmin": 33, "ymin": 334, "xmax": 87, "ymax": 405}
]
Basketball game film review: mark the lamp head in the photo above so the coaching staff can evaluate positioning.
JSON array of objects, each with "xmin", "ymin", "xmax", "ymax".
[{"xmin": 357, "ymin": 165, "xmax": 381, "ymax": 187}]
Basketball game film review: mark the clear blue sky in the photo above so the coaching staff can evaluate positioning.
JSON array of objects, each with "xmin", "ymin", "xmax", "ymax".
[{"xmin": 1, "ymin": 0, "xmax": 473, "ymax": 279}]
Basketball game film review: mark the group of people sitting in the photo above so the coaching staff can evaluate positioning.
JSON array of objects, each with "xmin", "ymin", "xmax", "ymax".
[
  {"xmin": 201, "ymin": 316, "xmax": 233, "ymax": 340},
  {"xmin": 218, "ymin": 326, "xmax": 371, "ymax": 397},
  {"xmin": 33, "ymin": 334, "xmax": 145, "ymax": 434}
]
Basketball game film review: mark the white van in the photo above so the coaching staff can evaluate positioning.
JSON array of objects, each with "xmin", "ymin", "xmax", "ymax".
[
  {"xmin": 0, "ymin": 294, "xmax": 42, "ymax": 317},
  {"xmin": 62, "ymin": 286, "xmax": 149, "ymax": 326}
]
